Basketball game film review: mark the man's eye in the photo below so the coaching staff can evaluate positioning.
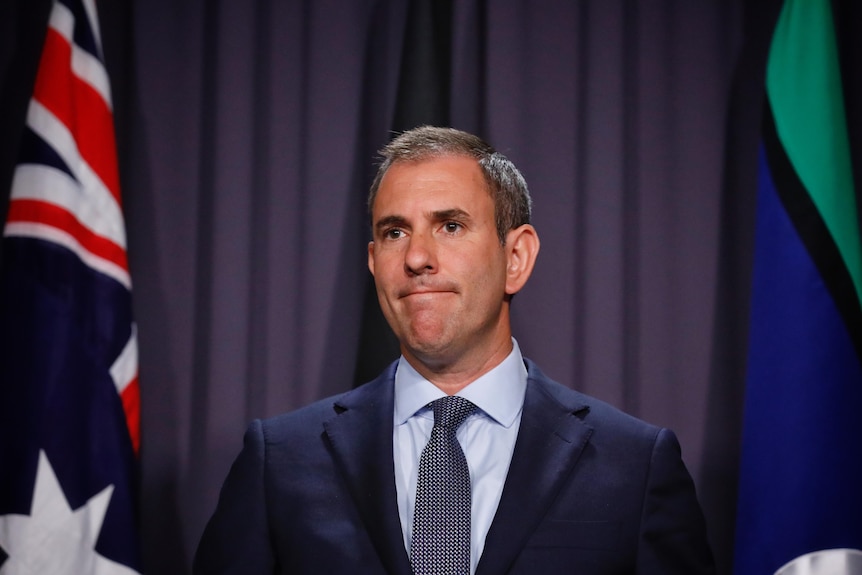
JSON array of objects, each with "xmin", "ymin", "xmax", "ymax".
[
  {"xmin": 443, "ymin": 222, "xmax": 462, "ymax": 233},
  {"xmin": 384, "ymin": 229, "xmax": 403, "ymax": 240}
]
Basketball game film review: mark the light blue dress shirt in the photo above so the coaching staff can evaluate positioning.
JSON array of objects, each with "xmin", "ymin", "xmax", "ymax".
[{"xmin": 393, "ymin": 339, "xmax": 528, "ymax": 574}]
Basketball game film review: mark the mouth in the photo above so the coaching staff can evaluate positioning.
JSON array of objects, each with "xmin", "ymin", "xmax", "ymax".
[
  {"xmin": 400, "ymin": 289, "xmax": 455, "ymax": 299},
  {"xmin": 398, "ymin": 283, "xmax": 458, "ymax": 299}
]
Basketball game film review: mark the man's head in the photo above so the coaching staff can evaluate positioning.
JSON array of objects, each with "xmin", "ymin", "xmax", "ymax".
[
  {"xmin": 368, "ymin": 126, "xmax": 532, "ymax": 245},
  {"xmin": 367, "ymin": 127, "xmax": 540, "ymax": 388}
]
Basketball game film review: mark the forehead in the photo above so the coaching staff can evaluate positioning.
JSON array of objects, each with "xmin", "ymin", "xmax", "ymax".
[{"xmin": 373, "ymin": 155, "xmax": 492, "ymax": 215}]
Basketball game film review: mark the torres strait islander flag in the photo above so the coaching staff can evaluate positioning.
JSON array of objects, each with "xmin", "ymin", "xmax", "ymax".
[
  {"xmin": 0, "ymin": 0, "xmax": 141, "ymax": 573},
  {"xmin": 734, "ymin": 0, "xmax": 862, "ymax": 574}
]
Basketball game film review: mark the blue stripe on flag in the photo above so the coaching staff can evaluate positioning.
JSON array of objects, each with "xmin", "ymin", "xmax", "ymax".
[
  {"xmin": 0, "ymin": 237, "xmax": 139, "ymax": 568},
  {"xmin": 58, "ymin": 0, "xmax": 102, "ymax": 58},
  {"xmin": 18, "ymin": 127, "xmax": 77, "ymax": 179},
  {"xmin": 733, "ymin": 147, "xmax": 862, "ymax": 574}
]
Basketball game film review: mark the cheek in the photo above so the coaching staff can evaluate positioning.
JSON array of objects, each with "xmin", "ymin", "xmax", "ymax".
[
  {"xmin": 459, "ymin": 251, "xmax": 507, "ymax": 295},
  {"xmin": 372, "ymin": 252, "xmax": 400, "ymax": 284}
]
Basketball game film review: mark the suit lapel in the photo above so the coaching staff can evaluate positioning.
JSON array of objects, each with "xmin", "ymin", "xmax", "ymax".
[
  {"xmin": 476, "ymin": 366, "xmax": 594, "ymax": 575},
  {"xmin": 323, "ymin": 366, "xmax": 412, "ymax": 575}
]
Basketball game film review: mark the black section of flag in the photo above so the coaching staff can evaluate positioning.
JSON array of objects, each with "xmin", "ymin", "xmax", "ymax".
[
  {"xmin": 762, "ymin": 102, "xmax": 862, "ymax": 361},
  {"xmin": 353, "ymin": 0, "xmax": 454, "ymax": 386}
]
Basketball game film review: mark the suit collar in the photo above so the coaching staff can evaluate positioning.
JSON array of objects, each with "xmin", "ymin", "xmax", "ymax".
[
  {"xmin": 323, "ymin": 363, "xmax": 412, "ymax": 575},
  {"xmin": 476, "ymin": 359, "xmax": 594, "ymax": 575},
  {"xmin": 323, "ymin": 359, "xmax": 595, "ymax": 575},
  {"xmin": 393, "ymin": 340, "xmax": 528, "ymax": 428}
]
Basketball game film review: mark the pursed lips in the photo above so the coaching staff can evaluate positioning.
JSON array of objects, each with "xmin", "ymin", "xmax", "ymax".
[{"xmin": 398, "ymin": 285, "xmax": 458, "ymax": 299}]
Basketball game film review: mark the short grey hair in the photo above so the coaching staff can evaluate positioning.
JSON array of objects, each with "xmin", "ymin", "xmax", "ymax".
[{"xmin": 367, "ymin": 126, "xmax": 532, "ymax": 244}]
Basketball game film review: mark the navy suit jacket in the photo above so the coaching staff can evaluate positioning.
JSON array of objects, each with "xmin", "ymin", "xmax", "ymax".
[{"xmin": 193, "ymin": 360, "xmax": 715, "ymax": 574}]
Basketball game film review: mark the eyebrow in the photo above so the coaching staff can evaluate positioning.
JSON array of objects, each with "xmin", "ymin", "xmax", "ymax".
[
  {"xmin": 431, "ymin": 208, "xmax": 471, "ymax": 223},
  {"xmin": 374, "ymin": 215, "xmax": 408, "ymax": 234}
]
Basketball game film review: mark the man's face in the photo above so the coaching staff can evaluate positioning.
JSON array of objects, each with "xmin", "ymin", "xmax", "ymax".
[{"xmin": 368, "ymin": 155, "xmax": 512, "ymax": 371}]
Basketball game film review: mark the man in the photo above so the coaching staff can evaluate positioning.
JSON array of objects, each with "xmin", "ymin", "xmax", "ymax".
[{"xmin": 193, "ymin": 126, "xmax": 715, "ymax": 574}]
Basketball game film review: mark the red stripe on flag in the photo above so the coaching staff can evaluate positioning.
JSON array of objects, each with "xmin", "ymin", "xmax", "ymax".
[
  {"xmin": 120, "ymin": 376, "xmax": 140, "ymax": 456},
  {"xmin": 31, "ymin": 28, "xmax": 122, "ymax": 204},
  {"xmin": 7, "ymin": 199, "xmax": 129, "ymax": 272}
]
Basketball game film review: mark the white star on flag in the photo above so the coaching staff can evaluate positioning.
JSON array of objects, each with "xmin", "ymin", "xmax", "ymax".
[{"xmin": 0, "ymin": 450, "xmax": 139, "ymax": 574}]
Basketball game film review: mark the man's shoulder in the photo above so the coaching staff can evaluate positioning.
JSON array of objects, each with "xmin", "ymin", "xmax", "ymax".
[
  {"xmin": 524, "ymin": 358, "xmax": 663, "ymax": 440},
  {"xmin": 257, "ymin": 362, "xmax": 397, "ymax": 438}
]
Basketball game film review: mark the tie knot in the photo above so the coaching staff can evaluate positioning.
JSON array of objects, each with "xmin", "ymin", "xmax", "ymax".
[{"xmin": 430, "ymin": 396, "xmax": 477, "ymax": 430}]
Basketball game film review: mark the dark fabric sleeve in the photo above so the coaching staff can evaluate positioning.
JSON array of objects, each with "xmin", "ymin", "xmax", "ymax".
[
  {"xmin": 192, "ymin": 419, "xmax": 276, "ymax": 574},
  {"xmin": 637, "ymin": 428, "xmax": 716, "ymax": 574}
]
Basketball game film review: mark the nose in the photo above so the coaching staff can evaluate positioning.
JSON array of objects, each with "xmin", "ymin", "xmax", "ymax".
[{"xmin": 404, "ymin": 231, "xmax": 437, "ymax": 276}]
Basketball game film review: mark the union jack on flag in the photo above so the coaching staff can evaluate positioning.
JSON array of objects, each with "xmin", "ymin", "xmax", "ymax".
[{"xmin": 0, "ymin": 0, "xmax": 141, "ymax": 572}]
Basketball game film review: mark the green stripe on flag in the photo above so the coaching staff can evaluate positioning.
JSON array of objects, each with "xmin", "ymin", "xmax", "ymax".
[{"xmin": 766, "ymin": 0, "xmax": 862, "ymax": 308}]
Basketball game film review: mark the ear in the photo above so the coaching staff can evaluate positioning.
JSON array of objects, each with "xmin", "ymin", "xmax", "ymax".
[
  {"xmin": 367, "ymin": 241, "xmax": 376, "ymax": 276},
  {"xmin": 504, "ymin": 224, "xmax": 540, "ymax": 295}
]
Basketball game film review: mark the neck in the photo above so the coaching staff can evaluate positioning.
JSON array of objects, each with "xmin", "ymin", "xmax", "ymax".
[{"xmin": 402, "ymin": 336, "xmax": 514, "ymax": 395}]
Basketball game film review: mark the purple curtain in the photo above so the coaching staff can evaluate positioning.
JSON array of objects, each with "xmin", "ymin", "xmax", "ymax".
[{"xmin": 1, "ymin": 1, "xmax": 763, "ymax": 573}]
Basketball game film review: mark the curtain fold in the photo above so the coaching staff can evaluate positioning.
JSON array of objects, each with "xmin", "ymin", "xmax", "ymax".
[{"xmin": 1, "ymin": 1, "xmax": 750, "ymax": 572}]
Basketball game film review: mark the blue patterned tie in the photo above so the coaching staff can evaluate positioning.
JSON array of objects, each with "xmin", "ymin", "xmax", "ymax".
[{"xmin": 411, "ymin": 396, "xmax": 478, "ymax": 575}]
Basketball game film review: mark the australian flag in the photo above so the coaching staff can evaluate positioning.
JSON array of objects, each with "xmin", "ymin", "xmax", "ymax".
[{"xmin": 0, "ymin": 0, "xmax": 141, "ymax": 573}]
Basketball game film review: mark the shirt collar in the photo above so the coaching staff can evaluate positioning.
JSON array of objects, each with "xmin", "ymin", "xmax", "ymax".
[{"xmin": 394, "ymin": 338, "xmax": 527, "ymax": 429}]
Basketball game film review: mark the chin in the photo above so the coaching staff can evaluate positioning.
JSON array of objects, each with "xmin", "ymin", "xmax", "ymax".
[{"xmin": 403, "ymin": 332, "xmax": 454, "ymax": 361}]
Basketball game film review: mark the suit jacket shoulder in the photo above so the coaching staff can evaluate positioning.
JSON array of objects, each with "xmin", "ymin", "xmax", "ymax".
[
  {"xmin": 195, "ymin": 358, "xmax": 714, "ymax": 575},
  {"xmin": 475, "ymin": 359, "xmax": 715, "ymax": 574},
  {"xmin": 193, "ymin": 363, "xmax": 411, "ymax": 575}
]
